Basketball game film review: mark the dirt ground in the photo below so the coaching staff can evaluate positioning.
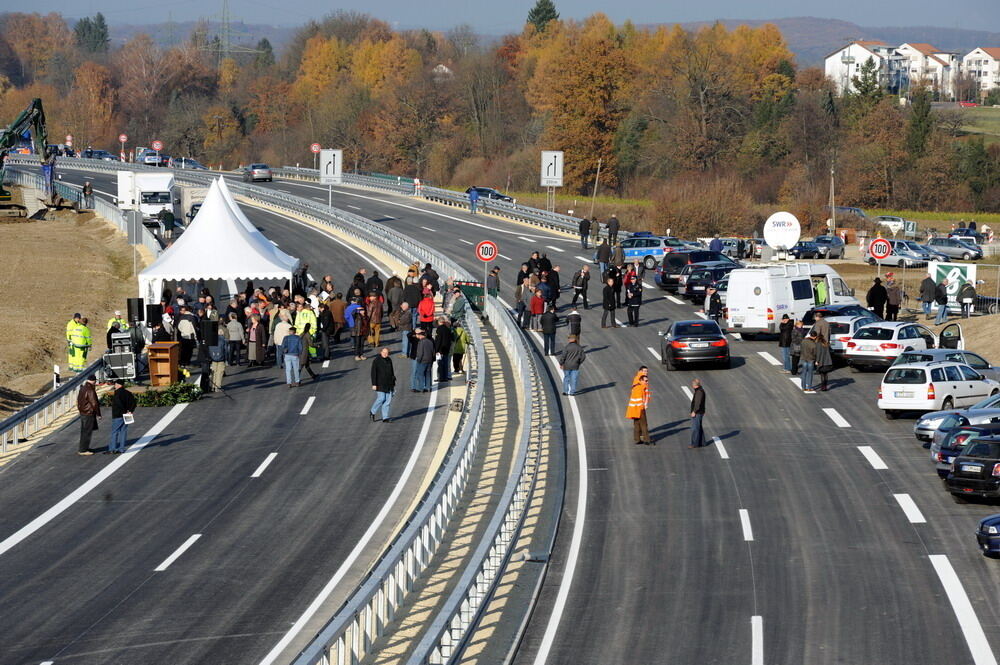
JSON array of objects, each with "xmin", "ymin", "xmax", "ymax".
[{"xmin": 0, "ymin": 187, "xmax": 144, "ymax": 417}]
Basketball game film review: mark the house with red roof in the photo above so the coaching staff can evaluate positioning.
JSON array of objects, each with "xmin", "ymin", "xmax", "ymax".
[{"xmin": 963, "ymin": 47, "xmax": 1000, "ymax": 98}]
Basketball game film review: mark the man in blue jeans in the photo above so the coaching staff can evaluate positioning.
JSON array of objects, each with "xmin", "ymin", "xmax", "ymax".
[
  {"xmin": 934, "ymin": 279, "xmax": 950, "ymax": 326},
  {"xmin": 281, "ymin": 326, "xmax": 302, "ymax": 387},
  {"xmin": 557, "ymin": 335, "xmax": 585, "ymax": 396},
  {"xmin": 108, "ymin": 379, "xmax": 137, "ymax": 454},
  {"xmin": 412, "ymin": 328, "xmax": 435, "ymax": 392},
  {"xmin": 468, "ymin": 187, "xmax": 479, "ymax": 214},
  {"xmin": 689, "ymin": 378, "xmax": 706, "ymax": 448}
]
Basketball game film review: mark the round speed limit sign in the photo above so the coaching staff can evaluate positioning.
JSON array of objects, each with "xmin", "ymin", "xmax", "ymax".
[
  {"xmin": 151, "ymin": 140, "xmax": 163, "ymax": 151},
  {"xmin": 118, "ymin": 133, "xmax": 128, "ymax": 143},
  {"xmin": 869, "ymin": 238, "xmax": 892, "ymax": 260},
  {"xmin": 475, "ymin": 240, "xmax": 498, "ymax": 262},
  {"xmin": 310, "ymin": 143, "xmax": 321, "ymax": 154}
]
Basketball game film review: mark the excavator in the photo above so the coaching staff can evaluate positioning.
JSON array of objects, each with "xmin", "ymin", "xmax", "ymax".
[{"xmin": 0, "ymin": 97, "xmax": 52, "ymax": 217}]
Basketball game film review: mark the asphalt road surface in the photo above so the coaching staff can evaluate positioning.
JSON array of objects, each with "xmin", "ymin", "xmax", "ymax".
[{"xmin": 1, "ymin": 184, "xmax": 451, "ymax": 664}]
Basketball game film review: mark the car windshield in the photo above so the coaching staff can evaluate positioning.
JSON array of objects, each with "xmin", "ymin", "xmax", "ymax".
[
  {"xmin": 972, "ymin": 395, "xmax": 1000, "ymax": 410},
  {"xmin": 140, "ymin": 192, "xmax": 171, "ymax": 204},
  {"xmin": 674, "ymin": 322, "xmax": 720, "ymax": 336},
  {"xmin": 855, "ymin": 327, "xmax": 894, "ymax": 340},
  {"xmin": 814, "ymin": 237, "xmax": 833, "ymax": 244},
  {"xmin": 884, "ymin": 368, "xmax": 926, "ymax": 384},
  {"xmin": 829, "ymin": 322, "xmax": 850, "ymax": 336},
  {"xmin": 689, "ymin": 270, "xmax": 712, "ymax": 280},
  {"xmin": 962, "ymin": 441, "xmax": 1000, "ymax": 459},
  {"xmin": 897, "ymin": 352, "xmax": 933, "ymax": 364},
  {"xmin": 904, "ymin": 242, "xmax": 924, "ymax": 251},
  {"xmin": 252, "ymin": 164, "xmax": 269, "ymax": 169}
]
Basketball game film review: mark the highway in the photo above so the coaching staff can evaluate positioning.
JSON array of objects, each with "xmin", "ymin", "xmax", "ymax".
[
  {"xmin": 0, "ymin": 190, "xmax": 455, "ymax": 665},
  {"xmin": 240, "ymin": 175, "xmax": 1000, "ymax": 665}
]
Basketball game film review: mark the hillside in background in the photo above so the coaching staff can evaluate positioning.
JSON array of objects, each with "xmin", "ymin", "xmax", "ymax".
[{"xmin": 109, "ymin": 21, "xmax": 297, "ymax": 50}]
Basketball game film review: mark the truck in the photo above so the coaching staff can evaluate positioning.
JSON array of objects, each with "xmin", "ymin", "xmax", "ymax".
[
  {"xmin": 116, "ymin": 170, "xmax": 180, "ymax": 225},
  {"xmin": 724, "ymin": 263, "xmax": 859, "ymax": 338}
]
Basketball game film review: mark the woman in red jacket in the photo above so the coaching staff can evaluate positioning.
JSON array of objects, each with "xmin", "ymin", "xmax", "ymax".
[
  {"xmin": 417, "ymin": 291, "xmax": 436, "ymax": 332},
  {"xmin": 530, "ymin": 289, "xmax": 545, "ymax": 331}
]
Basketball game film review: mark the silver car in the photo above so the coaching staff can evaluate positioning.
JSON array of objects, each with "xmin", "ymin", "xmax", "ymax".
[
  {"xmin": 243, "ymin": 163, "xmax": 273, "ymax": 182},
  {"xmin": 894, "ymin": 348, "xmax": 1000, "ymax": 382},
  {"xmin": 864, "ymin": 239, "xmax": 928, "ymax": 268},
  {"xmin": 926, "ymin": 237, "xmax": 983, "ymax": 261},
  {"xmin": 914, "ymin": 393, "xmax": 1000, "ymax": 441},
  {"xmin": 824, "ymin": 315, "xmax": 878, "ymax": 355}
]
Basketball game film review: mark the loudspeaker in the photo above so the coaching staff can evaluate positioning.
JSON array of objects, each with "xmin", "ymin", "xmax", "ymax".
[
  {"xmin": 127, "ymin": 297, "xmax": 145, "ymax": 323},
  {"xmin": 145, "ymin": 303, "xmax": 162, "ymax": 324},
  {"xmin": 201, "ymin": 319, "xmax": 219, "ymax": 346}
]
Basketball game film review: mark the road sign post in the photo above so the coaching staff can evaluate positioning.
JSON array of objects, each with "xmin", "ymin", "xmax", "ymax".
[
  {"xmin": 319, "ymin": 149, "xmax": 343, "ymax": 207},
  {"xmin": 152, "ymin": 139, "xmax": 163, "ymax": 164},
  {"xmin": 311, "ymin": 142, "xmax": 321, "ymax": 170},
  {"xmin": 476, "ymin": 240, "xmax": 498, "ymax": 302},
  {"xmin": 119, "ymin": 133, "xmax": 128, "ymax": 162},
  {"xmin": 65, "ymin": 134, "xmax": 73, "ymax": 149},
  {"xmin": 540, "ymin": 151, "xmax": 564, "ymax": 212},
  {"xmin": 868, "ymin": 238, "xmax": 892, "ymax": 277}
]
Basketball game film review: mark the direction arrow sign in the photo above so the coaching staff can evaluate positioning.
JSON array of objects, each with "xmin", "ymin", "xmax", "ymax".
[
  {"xmin": 310, "ymin": 143, "xmax": 321, "ymax": 154},
  {"xmin": 118, "ymin": 133, "xmax": 128, "ymax": 143},
  {"xmin": 151, "ymin": 140, "xmax": 163, "ymax": 151},
  {"xmin": 869, "ymin": 238, "xmax": 892, "ymax": 260},
  {"xmin": 319, "ymin": 149, "xmax": 342, "ymax": 185},
  {"xmin": 475, "ymin": 240, "xmax": 498, "ymax": 262}
]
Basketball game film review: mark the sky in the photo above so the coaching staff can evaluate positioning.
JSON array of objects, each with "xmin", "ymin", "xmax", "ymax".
[{"xmin": 13, "ymin": 0, "xmax": 1000, "ymax": 33}]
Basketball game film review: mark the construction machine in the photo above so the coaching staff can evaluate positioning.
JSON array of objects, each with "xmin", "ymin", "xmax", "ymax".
[{"xmin": 0, "ymin": 98, "xmax": 51, "ymax": 217}]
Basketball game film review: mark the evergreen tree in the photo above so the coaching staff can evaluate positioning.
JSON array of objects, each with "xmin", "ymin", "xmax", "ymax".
[
  {"xmin": 254, "ymin": 38, "xmax": 275, "ymax": 69},
  {"xmin": 527, "ymin": 0, "xmax": 559, "ymax": 32},
  {"xmin": 74, "ymin": 13, "xmax": 109, "ymax": 53},
  {"xmin": 850, "ymin": 56, "xmax": 883, "ymax": 112},
  {"xmin": 906, "ymin": 86, "xmax": 933, "ymax": 159}
]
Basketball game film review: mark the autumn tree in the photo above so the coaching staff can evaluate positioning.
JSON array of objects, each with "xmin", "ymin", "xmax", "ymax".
[
  {"xmin": 114, "ymin": 35, "xmax": 171, "ymax": 137},
  {"xmin": 74, "ymin": 13, "xmax": 109, "ymax": 53},
  {"xmin": 1, "ymin": 13, "xmax": 73, "ymax": 83},
  {"xmin": 906, "ymin": 85, "xmax": 933, "ymax": 159},
  {"xmin": 67, "ymin": 62, "xmax": 115, "ymax": 146}
]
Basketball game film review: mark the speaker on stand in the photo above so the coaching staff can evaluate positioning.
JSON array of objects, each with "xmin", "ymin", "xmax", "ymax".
[
  {"xmin": 145, "ymin": 303, "xmax": 163, "ymax": 326},
  {"xmin": 127, "ymin": 297, "xmax": 145, "ymax": 324},
  {"xmin": 201, "ymin": 319, "xmax": 219, "ymax": 347}
]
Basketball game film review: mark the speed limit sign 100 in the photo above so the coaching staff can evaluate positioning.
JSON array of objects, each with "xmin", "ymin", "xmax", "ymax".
[
  {"xmin": 476, "ymin": 240, "xmax": 498, "ymax": 262},
  {"xmin": 869, "ymin": 238, "xmax": 892, "ymax": 260}
]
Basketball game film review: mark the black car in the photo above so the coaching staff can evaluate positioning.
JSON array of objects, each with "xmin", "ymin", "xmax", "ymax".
[
  {"xmin": 682, "ymin": 263, "xmax": 737, "ymax": 300},
  {"xmin": 977, "ymin": 513, "xmax": 1000, "ymax": 556},
  {"xmin": 655, "ymin": 250, "xmax": 737, "ymax": 291},
  {"xmin": 813, "ymin": 235, "xmax": 847, "ymax": 259},
  {"xmin": 946, "ymin": 434, "xmax": 1000, "ymax": 501},
  {"xmin": 659, "ymin": 320, "xmax": 731, "ymax": 370},
  {"xmin": 801, "ymin": 303, "xmax": 879, "ymax": 326},
  {"xmin": 789, "ymin": 241, "xmax": 820, "ymax": 259},
  {"xmin": 934, "ymin": 423, "xmax": 1000, "ymax": 479},
  {"xmin": 466, "ymin": 186, "xmax": 514, "ymax": 204}
]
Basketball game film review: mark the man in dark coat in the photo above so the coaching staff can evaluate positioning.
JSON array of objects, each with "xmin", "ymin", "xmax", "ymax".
[
  {"xmin": 434, "ymin": 317, "xmax": 453, "ymax": 382},
  {"xmin": 365, "ymin": 271, "xmax": 384, "ymax": 296},
  {"xmin": 625, "ymin": 281, "xmax": 643, "ymax": 327},
  {"xmin": 541, "ymin": 305, "xmax": 558, "ymax": 355},
  {"xmin": 919, "ymin": 273, "xmax": 937, "ymax": 319},
  {"xmin": 548, "ymin": 266, "xmax": 561, "ymax": 307},
  {"xmin": 689, "ymin": 378, "xmax": 706, "ymax": 448},
  {"xmin": 579, "ymin": 217, "xmax": 592, "ymax": 249},
  {"xmin": 369, "ymin": 347, "xmax": 396, "ymax": 422},
  {"xmin": 571, "ymin": 265, "xmax": 590, "ymax": 309},
  {"xmin": 607, "ymin": 215, "xmax": 620, "ymax": 245},
  {"xmin": 934, "ymin": 278, "xmax": 950, "ymax": 325},
  {"xmin": 567, "ymin": 308, "xmax": 582, "ymax": 339},
  {"xmin": 602, "ymin": 277, "xmax": 618, "ymax": 328},
  {"xmin": 596, "ymin": 240, "xmax": 611, "ymax": 277},
  {"xmin": 866, "ymin": 277, "xmax": 888, "ymax": 319},
  {"xmin": 108, "ymin": 379, "xmax": 137, "ymax": 454},
  {"xmin": 607, "ymin": 264, "xmax": 624, "ymax": 307},
  {"xmin": 76, "ymin": 374, "xmax": 101, "ymax": 455},
  {"xmin": 705, "ymin": 286, "xmax": 723, "ymax": 326}
]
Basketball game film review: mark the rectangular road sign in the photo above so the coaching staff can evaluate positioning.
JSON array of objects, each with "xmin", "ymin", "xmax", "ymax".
[
  {"xmin": 540, "ymin": 150, "xmax": 563, "ymax": 187},
  {"xmin": 319, "ymin": 149, "xmax": 343, "ymax": 185}
]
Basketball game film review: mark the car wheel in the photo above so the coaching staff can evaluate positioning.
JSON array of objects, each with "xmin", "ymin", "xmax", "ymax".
[
  {"xmin": 991, "ymin": 390, "xmax": 999, "ymax": 397},
  {"xmin": 961, "ymin": 252, "xmax": 972, "ymax": 260},
  {"xmin": 884, "ymin": 409, "xmax": 898, "ymax": 420},
  {"xmin": 950, "ymin": 492, "xmax": 968, "ymax": 504},
  {"xmin": 719, "ymin": 357, "xmax": 732, "ymax": 369},
  {"xmin": 644, "ymin": 256, "xmax": 657, "ymax": 270},
  {"xmin": 740, "ymin": 333, "xmax": 757, "ymax": 341},
  {"xmin": 942, "ymin": 397, "xmax": 954, "ymax": 410},
  {"xmin": 664, "ymin": 357, "xmax": 676, "ymax": 371},
  {"xmin": 868, "ymin": 258, "xmax": 877, "ymax": 266},
  {"xmin": 850, "ymin": 364, "xmax": 862, "ymax": 373}
]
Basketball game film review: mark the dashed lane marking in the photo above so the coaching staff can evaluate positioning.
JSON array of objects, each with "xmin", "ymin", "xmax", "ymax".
[
  {"xmin": 154, "ymin": 534, "xmax": 202, "ymax": 572},
  {"xmin": 322, "ymin": 360, "xmax": 330, "ymax": 369},
  {"xmin": 300, "ymin": 396, "xmax": 316, "ymax": 415},
  {"xmin": 858, "ymin": 446, "xmax": 888, "ymax": 469},
  {"xmin": 667, "ymin": 295, "xmax": 684, "ymax": 305},
  {"xmin": 714, "ymin": 436, "xmax": 729, "ymax": 459},
  {"xmin": 730, "ymin": 333, "xmax": 742, "ymax": 341},
  {"xmin": 739, "ymin": 509, "xmax": 754, "ymax": 541},
  {"xmin": 757, "ymin": 351, "xmax": 781, "ymax": 366},
  {"xmin": 459, "ymin": 239, "xmax": 473, "ymax": 245},
  {"xmin": 822, "ymin": 408, "xmax": 851, "ymax": 428},
  {"xmin": 647, "ymin": 347, "xmax": 661, "ymax": 361},
  {"xmin": 752, "ymin": 616, "xmax": 764, "ymax": 665},
  {"xmin": 347, "ymin": 205, "xmax": 361, "ymax": 210},
  {"xmin": 893, "ymin": 493, "xmax": 927, "ymax": 524},
  {"xmin": 575, "ymin": 255, "xmax": 590, "ymax": 263},
  {"xmin": 929, "ymin": 555, "xmax": 998, "ymax": 665},
  {"xmin": 251, "ymin": 453, "xmax": 278, "ymax": 478},
  {"xmin": 420, "ymin": 226, "xmax": 436, "ymax": 232},
  {"xmin": 499, "ymin": 254, "xmax": 513, "ymax": 261},
  {"xmin": 518, "ymin": 236, "xmax": 532, "ymax": 242},
  {"xmin": 547, "ymin": 245, "xmax": 565, "ymax": 252},
  {"xmin": 643, "ymin": 281, "xmax": 656, "ymax": 290},
  {"xmin": 681, "ymin": 386, "xmax": 693, "ymax": 400}
]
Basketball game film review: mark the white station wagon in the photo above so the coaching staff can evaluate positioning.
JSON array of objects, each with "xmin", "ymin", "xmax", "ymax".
[{"xmin": 878, "ymin": 360, "xmax": 1000, "ymax": 419}]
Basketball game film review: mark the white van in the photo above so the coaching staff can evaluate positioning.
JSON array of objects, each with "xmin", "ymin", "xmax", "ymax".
[
  {"xmin": 117, "ymin": 171, "xmax": 180, "ymax": 222},
  {"xmin": 724, "ymin": 263, "xmax": 858, "ymax": 338}
]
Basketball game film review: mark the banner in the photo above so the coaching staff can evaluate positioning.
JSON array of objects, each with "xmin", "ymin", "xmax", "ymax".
[{"xmin": 929, "ymin": 261, "xmax": 977, "ymax": 309}]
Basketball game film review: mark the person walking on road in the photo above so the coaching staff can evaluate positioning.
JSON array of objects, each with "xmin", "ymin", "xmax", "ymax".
[
  {"xmin": 226, "ymin": 313, "xmax": 245, "ymax": 366},
  {"xmin": 602, "ymin": 278, "xmax": 618, "ymax": 328},
  {"xmin": 799, "ymin": 330, "xmax": 818, "ymax": 393},
  {"xmin": 704, "ymin": 285, "xmax": 723, "ymax": 327},
  {"xmin": 815, "ymin": 332, "xmax": 834, "ymax": 392},
  {"xmin": 299, "ymin": 323, "xmax": 319, "ymax": 382},
  {"xmin": 919, "ymin": 273, "xmax": 936, "ymax": 319},
  {"xmin": 413, "ymin": 328, "xmax": 435, "ymax": 392},
  {"xmin": 209, "ymin": 331, "xmax": 226, "ymax": 392},
  {"xmin": 579, "ymin": 217, "xmax": 591, "ymax": 249},
  {"xmin": 76, "ymin": 374, "xmax": 100, "ymax": 455},
  {"xmin": 451, "ymin": 320, "xmax": 469, "ymax": 375},
  {"xmin": 557, "ymin": 335, "xmax": 585, "ymax": 396},
  {"xmin": 790, "ymin": 319, "xmax": 805, "ymax": 375},
  {"xmin": 567, "ymin": 308, "xmax": 582, "ymax": 341},
  {"xmin": 607, "ymin": 263, "xmax": 623, "ymax": 307},
  {"xmin": 625, "ymin": 279, "xmax": 643, "ymax": 327},
  {"xmin": 398, "ymin": 303, "xmax": 413, "ymax": 357},
  {"xmin": 435, "ymin": 317, "xmax": 453, "ymax": 382},
  {"xmin": 885, "ymin": 276, "xmax": 903, "ymax": 321},
  {"xmin": 541, "ymin": 305, "xmax": 558, "ymax": 355},
  {"xmin": 626, "ymin": 367, "xmax": 651, "ymax": 445},
  {"xmin": 370, "ymin": 347, "xmax": 396, "ymax": 423},
  {"xmin": 530, "ymin": 288, "xmax": 545, "ymax": 331},
  {"xmin": 596, "ymin": 239, "xmax": 611, "ymax": 277},
  {"xmin": 778, "ymin": 314, "xmax": 793, "ymax": 372},
  {"xmin": 934, "ymin": 278, "xmax": 950, "ymax": 325},
  {"xmin": 281, "ymin": 326, "xmax": 302, "ymax": 387},
  {"xmin": 607, "ymin": 215, "xmax": 620, "ymax": 245},
  {"xmin": 571, "ymin": 265, "xmax": 590, "ymax": 309},
  {"xmin": 468, "ymin": 187, "xmax": 479, "ymax": 214},
  {"xmin": 108, "ymin": 379, "xmax": 136, "ymax": 454},
  {"xmin": 689, "ymin": 378, "xmax": 706, "ymax": 448},
  {"xmin": 811, "ymin": 309, "xmax": 830, "ymax": 343},
  {"xmin": 866, "ymin": 277, "xmax": 888, "ymax": 319}
]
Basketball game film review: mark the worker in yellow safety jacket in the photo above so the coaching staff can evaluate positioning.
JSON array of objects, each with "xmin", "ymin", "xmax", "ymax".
[
  {"xmin": 107, "ymin": 310, "xmax": 129, "ymax": 331},
  {"xmin": 66, "ymin": 313, "xmax": 82, "ymax": 341},
  {"xmin": 68, "ymin": 317, "xmax": 93, "ymax": 372}
]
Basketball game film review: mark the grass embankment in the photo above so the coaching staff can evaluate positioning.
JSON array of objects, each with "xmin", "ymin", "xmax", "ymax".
[
  {"xmin": 0, "ymin": 192, "xmax": 142, "ymax": 416},
  {"xmin": 958, "ymin": 106, "xmax": 1000, "ymax": 146}
]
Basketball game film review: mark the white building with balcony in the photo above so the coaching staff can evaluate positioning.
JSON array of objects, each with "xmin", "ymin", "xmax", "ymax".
[
  {"xmin": 824, "ymin": 41, "xmax": 905, "ymax": 95},
  {"xmin": 896, "ymin": 43, "xmax": 960, "ymax": 99},
  {"xmin": 963, "ymin": 47, "xmax": 1000, "ymax": 96}
]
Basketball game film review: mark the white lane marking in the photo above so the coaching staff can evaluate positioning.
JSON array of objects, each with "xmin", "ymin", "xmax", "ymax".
[
  {"xmin": 681, "ymin": 386, "xmax": 693, "ymax": 400},
  {"xmin": 312, "ymin": 197, "xmax": 325, "ymax": 201},
  {"xmin": 379, "ymin": 216, "xmax": 396, "ymax": 221},
  {"xmin": 694, "ymin": 311, "xmax": 707, "ymax": 319},
  {"xmin": 251, "ymin": 453, "xmax": 278, "ymax": 478},
  {"xmin": 575, "ymin": 255, "xmax": 590, "ymax": 263},
  {"xmin": 642, "ymin": 281, "xmax": 655, "ymax": 290},
  {"xmin": 929, "ymin": 555, "xmax": 999, "ymax": 665},
  {"xmin": 893, "ymin": 493, "xmax": 927, "ymax": 524},
  {"xmin": 667, "ymin": 295, "xmax": 684, "ymax": 305},
  {"xmin": 0, "ymin": 404, "xmax": 188, "ymax": 558},
  {"xmin": 714, "ymin": 436, "xmax": 729, "ymax": 459},
  {"xmin": 347, "ymin": 205, "xmax": 361, "ymax": 210},
  {"xmin": 259, "ymin": 210, "xmax": 389, "ymax": 276},
  {"xmin": 322, "ymin": 360, "xmax": 330, "ymax": 368},
  {"xmin": 259, "ymin": 386, "xmax": 440, "ymax": 665},
  {"xmin": 40, "ymin": 661, "xmax": 54, "ymax": 665},
  {"xmin": 788, "ymin": 377, "xmax": 802, "ymax": 389},
  {"xmin": 459, "ymin": 239, "xmax": 473, "ymax": 245},
  {"xmin": 531, "ymin": 332, "xmax": 588, "ymax": 665},
  {"xmin": 752, "ymin": 616, "xmax": 764, "ymax": 665},
  {"xmin": 518, "ymin": 236, "xmax": 532, "ymax": 242},
  {"xmin": 546, "ymin": 245, "xmax": 565, "ymax": 252},
  {"xmin": 757, "ymin": 351, "xmax": 781, "ymax": 366},
  {"xmin": 822, "ymin": 408, "xmax": 851, "ymax": 428},
  {"xmin": 647, "ymin": 347, "xmax": 662, "ymax": 361},
  {"xmin": 300, "ymin": 396, "xmax": 316, "ymax": 415},
  {"xmin": 499, "ymin": 254, "xmax": 513, "ymax": 261},
  {"xmin": 739, "ymin": 509, "xmax": 754, "ymax": 541},
  {"xmin": 858, "ymin": 446, "xmax": 888, "ymax": 470},
  {"xmin": 730, "ymin": 333, "xmax": 742, "ymax": 341},
  {"xmin": 154, "ymin": 534, "xmax": 202, "ymax": 572},
  {"xmin": 420, "ymin": 226, "xmax": 436, "ymax": 232}
]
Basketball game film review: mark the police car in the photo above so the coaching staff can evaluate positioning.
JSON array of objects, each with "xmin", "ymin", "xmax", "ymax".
[{"xmin": 620, "ymin": 232, "xmax": 691, "ymax": 269}]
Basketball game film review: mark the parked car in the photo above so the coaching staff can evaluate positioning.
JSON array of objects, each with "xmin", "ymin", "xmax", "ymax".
[
  {"xmin": 846, "ymin": 321, "xmax": 960, "ymax": 370},
  {"xmin": 813, "ymin": 235, "xmax": 846, "ymax": 259},
  {"xmin": 878, "ymin": 360, "xmax": 999, "ymax": 419},
  {"xmin": 173, "ymin": 157, "xmax": 208, "ymax": 170},
  {"xmin": 654, "ymin": 250, "xmax": 737, "ymax": 291},
  {"xmin": 931, "ymin": 418, "xmax": 1000, "ymax": 478},
  {"xmin": 894, "ymin": 348, "xmax": 1000, "ymax": 382},
  {"xmin": 802, "ymin": 303, "xmax": 879, "ymax": 326},
  {"xmin": 713, "ymin": 276, "xmax": 729, "ymax": 305},
  {"xmin": 874, "ymin": 215, "xmax": 906, "ymax": 235},
  {"xmin": 926, "ymin": 236, "xmax": 984, "ymax": 261},
  {"xmin": 659, "ymin": 319, "xmax": 731, "ymax": 370},
  {"xmin": 977, "ymin": 512, "xmax": 1000, "ymax": 555},
  {"xmin": 81, "ymin": 148, "xmax": 116, "ymax": 161},
  {"xmin": 677, "ymin": 261, "xmax": 736, "ymax": 297},
  {"xmin": 789, "ymin": 241, "xmax": 821, "ymax": 259},
  {"xmin": 863, "ymin": 239, "xmax": 928, "ymax": 268},
  {"xmin": 823, "ymin": 315, "xmax": 879, "ymax": 356},
  {"xmin": 914, "ymin": 393, "xmax": 1000, "ymax": 442},
  {"xmin": 243, "ymin": 163, "xmax": 273, "ymax": 182},
  {"xmin": 893, "ymin": 239, "xmax": 947, "ymax": 262},
  {"xmin": 466, "ymin": 186, "xmax": 514, "ymax": 203},
  {"xmin": 683, "ymin": 263, "xmax": 738, "ymax": 300},
  {"xmin": 619, "ymin": 233, "xmax": 686, "ymax": 270},
  {"xmin": 950, "ymin": 228, "xmax": 986, "ymax": 245},
  {"xmin": 946, "ymin": 433, "xmax": 1000, "ymax": 501}
]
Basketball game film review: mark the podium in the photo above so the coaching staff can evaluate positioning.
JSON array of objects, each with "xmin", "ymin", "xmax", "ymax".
[{"xmin": 147, "ymin": 341, "xmax": 180, "ymax": 387}]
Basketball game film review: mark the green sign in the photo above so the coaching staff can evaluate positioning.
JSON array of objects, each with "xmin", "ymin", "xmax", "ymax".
[{"xmin": 931, "ymin": 261, "xmax": 977, "ymax": 307}]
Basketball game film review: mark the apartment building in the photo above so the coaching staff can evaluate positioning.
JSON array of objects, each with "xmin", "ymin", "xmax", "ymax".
[
  {"xmin": 963, "ymin": 47, "xmax": 1000, "ymax": 95},
  {"xmin": 824, "ymin": 41, "xmax": 905, "ymax": 95},
  {"xmin": 896, "ymin": 43, "xmax": 960, "ymax": 98}
]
